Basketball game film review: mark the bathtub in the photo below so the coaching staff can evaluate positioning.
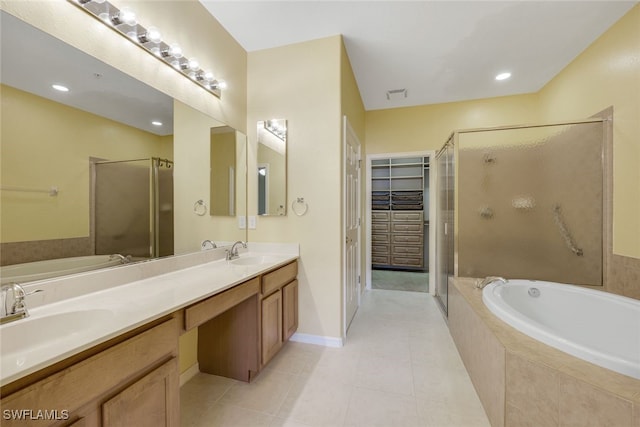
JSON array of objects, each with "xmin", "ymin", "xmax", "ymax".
[
  {"xmin": 0, "ymin": 255, "xmax": 127, "ymax": 285},
  {"xmin": 482, "ymin": 279, "xmax": 640, "ymax": 380}
]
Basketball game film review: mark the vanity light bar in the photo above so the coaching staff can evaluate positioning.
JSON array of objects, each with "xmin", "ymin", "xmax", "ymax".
[
  {"xmin": 68, "ymin": 0, "xmax": 224, "ymax": 98},
  {"xmin": 264, "ymin": 120, "xmax": 287, "ymax": 141}
]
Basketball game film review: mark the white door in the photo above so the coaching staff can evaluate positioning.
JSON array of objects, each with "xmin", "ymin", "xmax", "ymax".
[{"xmin": 344, "ymin": 116, "xmax": 361, "ymax": 335}]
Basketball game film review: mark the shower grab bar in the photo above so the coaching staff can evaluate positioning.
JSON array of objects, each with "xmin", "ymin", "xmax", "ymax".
[
  {"xmin": 0, "ymin": 186, "xmax": 58, "ymax": 196},
  {"xmin": 552, "ymin": 204, "xmax": 583, "ymax": 256}
]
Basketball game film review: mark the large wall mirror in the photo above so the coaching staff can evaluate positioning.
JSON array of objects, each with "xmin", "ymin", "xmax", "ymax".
[
  {"xmin": 0, "ymin": 11, "xmax": 246, "ymax": 284},
  {"xmin": 256, "ymin": 119, "xmax": 287, "ymax": 216}
]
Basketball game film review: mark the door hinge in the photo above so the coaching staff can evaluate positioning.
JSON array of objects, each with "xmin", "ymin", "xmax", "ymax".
[
  {"xmin": 358, "ymin": 275, "xmax": 361, "ymax": 284},
  {"xmin": 358, "ymin": 159, "xmax": 362, "ymax": 169}
]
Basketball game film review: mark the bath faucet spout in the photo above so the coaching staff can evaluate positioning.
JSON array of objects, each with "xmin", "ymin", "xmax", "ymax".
[
  {"xmin": 226, "ymin": 241, "xmax": 247, "ymax": 261},
  {"xmin": 475, "ymin": 276, "xmax": 508, "ymax": 289},
  {"xmin": 201, "ymin": 240, "xmax": 217, "ymax": 250},
  {"xmin": 1, "ymin": 283, "xmax": 43, "ymax": 324}
]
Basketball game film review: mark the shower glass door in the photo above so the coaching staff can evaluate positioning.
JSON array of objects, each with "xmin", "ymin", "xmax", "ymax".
[{"xmin": 435, "ymin": 138, "xmax": 455, "ymax": 314}]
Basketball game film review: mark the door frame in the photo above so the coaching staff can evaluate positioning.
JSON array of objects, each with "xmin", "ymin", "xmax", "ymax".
[{"xmin": 365, "ymin": 151, "xmax": 436, "ymax": 296}]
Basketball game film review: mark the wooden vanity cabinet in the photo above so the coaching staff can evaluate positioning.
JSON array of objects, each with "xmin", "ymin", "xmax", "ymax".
[
  {"xmin": 0, "ymin": 318, "xmax": 179, "ymax": 427},
  {"xmin": 260, "ymin": 261, "xmax": 298, "ymax": 367}
]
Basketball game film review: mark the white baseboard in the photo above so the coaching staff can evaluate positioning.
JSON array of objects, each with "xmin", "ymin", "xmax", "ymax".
[
  {"xmin": 289, "ymin": 332, "xmax": 344, "ymax": 348},
  {"xmin": 179, "ymin": 363, "xmax": 200, "ymax": 387}
]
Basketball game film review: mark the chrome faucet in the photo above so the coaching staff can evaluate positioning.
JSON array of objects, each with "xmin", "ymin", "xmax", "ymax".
[
  {"xmin": 475, "ymin": 276, "xmax": 508, "ymax": 289},
  {"xmin": 201, "ymin": 240, "xmax": 217, "ymax": 250},
  {"xmin": 1, "ymin": 283, "xmax": 43, "ymax": 324},
  {"xmin": 226, "ymin": 241, "xmax": 247, "ymax": 261},
  {"xmin": 109, "ymin": 253, "xmax": 131, "ymax": 264}
]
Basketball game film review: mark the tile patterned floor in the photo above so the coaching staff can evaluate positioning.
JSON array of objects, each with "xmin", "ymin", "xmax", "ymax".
[
  {"xmin": 181, "ymin": 289, "xmax": 490, "ymax": 427},
  {"xmin": 371, "ymin": 270, "xmax": 429, "ymax": 293}
]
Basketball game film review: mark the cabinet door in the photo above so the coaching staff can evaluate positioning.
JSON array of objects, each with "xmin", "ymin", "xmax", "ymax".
[
  {"xmin": 261, "ymin": 290, "xmax": 283, "ymax": 366},
  {"xmin": 102, "ymin": 358, "xmax": 179, "ymax": 427},
  {"xmin": 282, "ymin": 280, "xmax": 298, "ymax": 341}
]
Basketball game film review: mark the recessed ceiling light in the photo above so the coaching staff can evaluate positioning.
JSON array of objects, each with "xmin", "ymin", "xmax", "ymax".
[
  {"xmin": 151, "ymin": 121, "xmax": 163, "ymax": 126},
  {"xmin": 52, "ymin": 84, "xmax": 69, "ymax": 92},
  {"xmin": 495, "ymin": 72, "xmax": 511, "ymax": 81}
]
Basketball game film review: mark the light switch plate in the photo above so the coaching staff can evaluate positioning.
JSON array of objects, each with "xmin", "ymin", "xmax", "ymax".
[
  {"xmin": 238, "ymin": 215, "xmax": 246, "ymax": 229},
  {"xmin": 248, "ymin": 216, "xmax": 257, "ymax": 229}
]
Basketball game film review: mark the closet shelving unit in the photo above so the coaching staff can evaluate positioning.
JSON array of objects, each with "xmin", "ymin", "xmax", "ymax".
[{"xmin": 371, "ymin": 157, "xmax": 427, "ymax": 271}]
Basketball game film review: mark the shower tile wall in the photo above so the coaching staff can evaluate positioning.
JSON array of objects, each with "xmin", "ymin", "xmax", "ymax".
[
  {"xmin": 0, "ymin": 237, "xmax": 92, "ymax": 265},
  {"xmin": 457, "ymin": 123, "xmax": 603, "ymax": 286}
]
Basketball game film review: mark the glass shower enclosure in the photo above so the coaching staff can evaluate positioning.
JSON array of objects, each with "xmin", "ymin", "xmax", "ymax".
[
  {"xmin": 93, "ymin": 157, "xmax": 174, "ymax": 260},
  {"xmin": 434, "ymin": 117, "xmax": 608, "ymax": 316}
]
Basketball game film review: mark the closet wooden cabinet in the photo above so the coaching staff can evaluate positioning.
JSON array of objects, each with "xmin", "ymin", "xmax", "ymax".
[
  {"xmin": 0, "ymin": 318, "xmax": 179, "ymax": 427},
  {"xmin": 260, "ymin": 261, "xmax": 298, "ymax": 367},
  {"xmin": 371, "ymin": 156, "xmax": 427, "ymax": 271}
]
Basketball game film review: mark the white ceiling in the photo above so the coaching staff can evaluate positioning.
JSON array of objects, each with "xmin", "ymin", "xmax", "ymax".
[{"xmin": 200, "ymin": 1, "xmax": 637, "ymax": 110}]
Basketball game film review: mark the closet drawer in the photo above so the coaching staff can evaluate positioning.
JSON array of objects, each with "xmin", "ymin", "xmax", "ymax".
[
  {"xmin": 391, "ymin": 256, "xmax": 423, "ymax": 268},
  {"xmin": 371, "ymin": 222, "xmax": 391, "ymax": 233},
  {"xmin": 392, "ymin": 223, "xmax": 423, "ymax": 233},
  {"xmin": 392, "ymin": 211, "xmax": 423, "ymax": 222},
  {"xmin": 372, "ymin": 255, "xmax": 390, "ymax": 265},
  {"xmin": 372, "ymin": 233, "xmax": 390, "ymax": 243},
  {"xmin": 392, "ymin": 234, "xmax": 423, "ymax": 245},
  {"xmin": 372, "ymin": 211, "xmax": 390, "ymax": 221},
  {"xmin": 372, "ymin": 244, "xmax": 390, "ymax": 255},
  {"xmin": 392, "ymin": 245, "xmax": 422, "ymax": 256}
]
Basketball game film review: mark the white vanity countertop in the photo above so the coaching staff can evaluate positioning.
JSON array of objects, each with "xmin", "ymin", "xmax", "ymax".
[{"xmin": 0, "ymin": 248, "xmax": 298, "ymax": 386}]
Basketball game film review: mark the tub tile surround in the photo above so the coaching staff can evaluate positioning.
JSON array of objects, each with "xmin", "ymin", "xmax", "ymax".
[
  {"xmin": 0, "ymin": 242, "xmax": 299, "ymax": 386},
  {"xmin": 449, "ymin": 278, "xmax": 640, "ymax": 427},
  {"xmin": 0, "ymin": 237, "xmax": 93, "ymax": 266}
]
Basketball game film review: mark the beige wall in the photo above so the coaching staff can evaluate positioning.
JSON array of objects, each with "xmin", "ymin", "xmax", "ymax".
[
  {"xmin": 366, "ymin": 94, "xmax": 540, "ymax": 154},
  {"xmin": 247, "ymin": 36, "xmax": 344, "ymax": 339},
  {"xmin": 0, "ymin": 84, "xmax": 166, "ymax": 243},
  {"xmin": 366, "ymin": 4, "xmax": 640, "ymax": 260},
  {"xmin": 536, "ymin": 4, "xmax": 640, "ymax": 258}
]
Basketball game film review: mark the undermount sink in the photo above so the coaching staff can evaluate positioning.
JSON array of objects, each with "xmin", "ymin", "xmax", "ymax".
[
  {"xmin": 0, "ymin": 309, "xmax": 115, "ymax": 357},
  {"xmin": 230, "ymin": 255, "xmax": 282, "ymax": 266}
]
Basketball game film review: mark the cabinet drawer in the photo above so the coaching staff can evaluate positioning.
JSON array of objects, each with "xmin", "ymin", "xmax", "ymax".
[
  {"xmin": 392, "ymin": 245, "xmax": 423, "ymax": 256},
  {"xmin": 185, "ymin": 277, "xmax": 260, "ymax": 330},
  {"xmin": 262, "ymin": 261, "xmax": 298, "ymax": 296},
  {"xmin": 392, "ymin": 234, "xmax": 423, "ymax": 245},
  {"xmin": 372, "ymin": 233, "xmax": 390, "ymax": 243},
  {"xmin": 392, "ymin": 211, "xmax": 423, "ymax": 222},
  {"xmin": 372, "ymin": 255, "xmax": 390, "ymax": 265},
  {"xmin": 372, "ymin": 244, "xmax": 390, "ymax": 255},
  {"xmin": 391, "ymin": 223, "xmax": 423, "ymax": 233},
  {"xmin": 371, "ymin": 222, "xmax": 390, "ymax": 232},
  {"xmin": 391, "ymin": 256, "xmax": 423, "ymax": 268},
  {"xmin": 371, "ymin": 211, "xmax": 390, "ymax": 221},
  {"xmin": 1, "ymin": 319, "xmax": 178, "ymax": 426}
]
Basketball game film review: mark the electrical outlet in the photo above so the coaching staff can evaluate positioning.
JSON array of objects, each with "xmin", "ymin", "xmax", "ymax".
[
  {"xmin": 238, "ymin": 215, "xmax": 246, "ymax": 229},
  {"xmin": 248, "ymin": 216, "xmax": 257, "ymax": 229}
]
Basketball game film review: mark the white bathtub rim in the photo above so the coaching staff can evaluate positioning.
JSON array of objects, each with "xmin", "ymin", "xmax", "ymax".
[{"xmin": 483, "ymin": 280, "xmax": 640, "ymax": 380}]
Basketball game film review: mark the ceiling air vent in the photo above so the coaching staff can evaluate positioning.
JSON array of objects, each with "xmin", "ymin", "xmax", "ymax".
[{"xmin": 386, "ymin": 88, "xmax": 407, "ymax": 101}]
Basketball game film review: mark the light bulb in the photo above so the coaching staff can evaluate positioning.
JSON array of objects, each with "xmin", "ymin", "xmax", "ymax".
[
  {"xmin": 188, "ymin": 58, "xmax": 199, "ymax": 70},
  {"xmin": 146, "ymin": 27, "xmax": 162, "ymax": 43},
  {"xmin": 118, "ymin": 7, "xmax": 137, "ymax": 26},
  {"xmin": 169, "ymin": 43, "xmax": 183, "ymax": 58},
  {"xmin": 217, "ymin": 80, "xmax": 227, "ymax": 89},
  {"xmin": 495, "ymin": 72, "xmax": 511, "ymax": 81},
  {"xmin": 203, "ymin": 71, "xmax": 214, "ymax": 81}
]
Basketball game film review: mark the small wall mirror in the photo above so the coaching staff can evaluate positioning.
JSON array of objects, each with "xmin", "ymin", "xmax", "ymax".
[
  {"xmin": 257, "ymin": 119, "xmax": 287, "ymax": 216},
  {"xmin": 210, "ymin": 126, "xmax": 245, "ymax": 217}
]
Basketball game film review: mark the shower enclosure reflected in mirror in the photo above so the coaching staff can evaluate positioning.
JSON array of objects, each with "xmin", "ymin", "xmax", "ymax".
[
  {"xmin": 210, "ymin": 126, "xmax": 246, "ymax": 217},
  {"xmin": 0, "ymin": 11, "xmax": 247, "ymax": 284},
  {"xmin": 256, "ymin": 119, "xmax": 287, "ymax": 216}
]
